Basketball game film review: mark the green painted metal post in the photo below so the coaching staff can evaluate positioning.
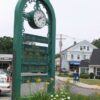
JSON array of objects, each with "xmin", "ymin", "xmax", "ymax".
[
  {"xmin": 12, "ymin": 0, "xmax": 56, "ymax": 99},
  {"xmin": 43, "ymin": 1, "xmax": 56, "ymax": 93},
  {"xmin": 12, "ymin": 1, "xmax": 29, "ymax": 100}
]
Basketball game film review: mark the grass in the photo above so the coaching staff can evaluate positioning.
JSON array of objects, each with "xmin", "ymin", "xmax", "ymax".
[
  {"xmin": 80, "ymin": 79, "xmax": 100, "ymax": 85},
  {"xmin": 58, "ymin": 74, "xmax": 100, "ymax": 86},
  {"xmin": 20, "ymin": 92, "xmax": 100, "ymax": 100}
]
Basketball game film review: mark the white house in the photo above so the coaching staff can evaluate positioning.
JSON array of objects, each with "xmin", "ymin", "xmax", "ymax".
[{"xmin": 61, "ymin": 40, "xmax": 97, "ymax": 72}]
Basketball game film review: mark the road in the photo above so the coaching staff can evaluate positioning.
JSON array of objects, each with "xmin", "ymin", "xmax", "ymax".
[
  {"xmin": 1, "ymin": 80, "xmax": 100, "ymax": 100},
  {"xmin": 0, "ymin": 93, "xmax": 11, "ymax": 100},
  {"xmin": 70, "ymin": 85, "xmax": 100, "ymax": 96}
]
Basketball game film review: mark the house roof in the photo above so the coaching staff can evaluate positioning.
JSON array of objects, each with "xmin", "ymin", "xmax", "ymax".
[
  {"xmin": 80, "ymin": 60, "xmax": 89, "ymax": 67},
  {"xmin": 62, "ymin": 42, "xmax": 78, "ymax": 52},
  {"xmin": 89, "ymin": 49, "xmax": 100, "ymax": 65},
  {"xmin": 62, "ymin": 40, "xmax": 97, "ymax": 52}
]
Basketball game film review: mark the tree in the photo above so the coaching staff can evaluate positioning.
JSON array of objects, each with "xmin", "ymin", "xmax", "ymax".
[
  {"xmin": 92, "ymin": 39, "xmax": 100, "ymax": 48},
  {"xmin": 55, "ymin": 53, "xmax": 60, "ymax": 58},
  {"xmin": 0, "ymin": 36, "xmax": 13, "ymax": 54}
]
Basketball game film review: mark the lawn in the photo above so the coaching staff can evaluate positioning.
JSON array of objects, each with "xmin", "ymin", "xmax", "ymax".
[{"xmin": 80, "ymin": 79, "xmax": 100, "ymax": 85}]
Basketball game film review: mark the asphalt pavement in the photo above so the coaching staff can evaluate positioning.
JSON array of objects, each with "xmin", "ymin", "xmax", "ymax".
[{"xmin": 0, "ymin": 77, "xmax": 100, "ymax": 100}]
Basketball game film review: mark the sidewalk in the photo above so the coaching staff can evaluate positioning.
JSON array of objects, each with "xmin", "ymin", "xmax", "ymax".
[{"xmin": 55, "ymin": 76, "xmax": 100, "ymax": 90}]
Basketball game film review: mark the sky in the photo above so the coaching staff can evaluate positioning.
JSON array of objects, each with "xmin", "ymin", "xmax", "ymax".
[{"xmin": 0, "ymin": 0, "xmax": 100, "ymax": 53}]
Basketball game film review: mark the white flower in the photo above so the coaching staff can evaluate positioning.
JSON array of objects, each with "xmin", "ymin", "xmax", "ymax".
[
  {"xmin": 54, "ymin": 97, "xmax": 56, "ymax": 100},
  {"xmin": 67, "ymin": 96, "xmax": 70, "ymax": 100},
  {"xmin": 61, "ymin": 98, "xmax": 65, "ymax": 100}
]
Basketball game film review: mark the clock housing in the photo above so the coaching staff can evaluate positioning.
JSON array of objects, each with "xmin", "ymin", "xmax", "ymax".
[{"xmin": 27, "ymin": 9, "xmax": 47, "ymax": 29}]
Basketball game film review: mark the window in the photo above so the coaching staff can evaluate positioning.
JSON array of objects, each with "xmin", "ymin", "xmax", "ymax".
[
  {"xmin": 84, "ymin": 46, "xmax": 86, "ymax": 49},
  {"xmin": 87, "ymin": 46, "xmax": 89, "ymax": 51},
  {"xmin": 80, "ymin": 46, "xmax": 82, "ymax": 50},
  {"xmin": 84, "ymin": 55, "xmax": 86, "ymax": 59},
  {"xmin": 77, "ymin": 55, "xmax": 80, "ymax": 59},
  {"xmin": 71, "ymin": 54, "xmax": 73, "ymax": 59},
  {"xmin": 97, "ymin": 68, "xmax": 100, "ymax": 76},
  {"xmin": 81, "ymin": 67, "xmax": 88, "ymax": 73}
]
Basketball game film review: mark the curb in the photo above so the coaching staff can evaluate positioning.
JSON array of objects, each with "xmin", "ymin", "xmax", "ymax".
[
  {"xmin": 55, "ymin": 76, "xmax": 100, "ymax": 90},
  {"xmin": 71, "ymin": 82, "xmax": 100, "ymax": 90}
]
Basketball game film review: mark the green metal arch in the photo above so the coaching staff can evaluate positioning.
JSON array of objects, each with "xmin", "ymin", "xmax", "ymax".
[
  {"xmin": 12, "ymin": 0, "xmax": 56, "ymax": 99},
  {"xmin": 14, "ymin": 0, "xmax": 56, "ymax": 25}
]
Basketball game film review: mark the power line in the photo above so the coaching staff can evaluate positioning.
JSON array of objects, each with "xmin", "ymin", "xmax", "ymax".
[
  {"xmin": 56, "ymin": 33, "xmax": 82, "ymax": 72},
  {"xmin": 56, "ymin": 34, "xmax": 83, "ymax": 41}
]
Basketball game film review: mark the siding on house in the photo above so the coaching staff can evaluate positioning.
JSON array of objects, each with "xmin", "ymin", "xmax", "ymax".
[{"xmin": 61, "ymin": 40, "xmax": 97, "ymax": 71}]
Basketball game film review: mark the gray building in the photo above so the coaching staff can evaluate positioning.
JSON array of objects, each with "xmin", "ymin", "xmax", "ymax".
[
  {"xmin": 0, "ymin": 54, "xmax": 13, "ymax": 69},
  {"xmin": 89, "ymin": 49, "xmax": 100, "ymax": 76}
]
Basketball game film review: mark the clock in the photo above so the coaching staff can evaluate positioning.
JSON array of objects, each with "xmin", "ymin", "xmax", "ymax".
[{"xmin": 27, "ymin": 9, "xmax": 47, "ymax": 29}]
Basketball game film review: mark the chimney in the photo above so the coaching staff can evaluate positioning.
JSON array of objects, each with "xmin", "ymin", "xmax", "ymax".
[{"xmin": 74, "ymin": 41, "xmax": 77, "ymax": 45}]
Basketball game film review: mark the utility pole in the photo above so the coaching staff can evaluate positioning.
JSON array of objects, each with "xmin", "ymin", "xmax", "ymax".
[
  {"xmin": 56, "ymin": 34, "xmax": 77, "ymax": 73},
  {"xmin": 59, "ymin": 34, "xmax": 62, "ymax": 72},
  {"xmin": 56, "ymin": 34, "xmax": 66, "ymax": 73}
]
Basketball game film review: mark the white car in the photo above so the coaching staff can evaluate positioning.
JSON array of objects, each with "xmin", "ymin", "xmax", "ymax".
[{"xmin": 0, "ymin": 69, "xmax": 11, "ymax": 94}]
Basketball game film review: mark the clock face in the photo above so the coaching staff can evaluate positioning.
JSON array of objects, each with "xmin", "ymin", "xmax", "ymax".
[{"xmin": 33, "ymin": 10, "xmax": 46, "ymax": 28}]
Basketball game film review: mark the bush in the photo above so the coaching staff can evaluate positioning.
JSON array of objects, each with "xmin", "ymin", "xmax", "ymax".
[
  {"xmin": 95, "ymin": 76, "xmax": 100, "ymax": 79},
  {"xmin": 80, "ymin": 73, "xmax": 89, "ymax": 79},
  {"xmin": 89, "ymin": 73, "xmax": 94, "ymax": 79},
  {"xmin": 67, "ymin": 72, "xmax": 73, "ymax": 77}
]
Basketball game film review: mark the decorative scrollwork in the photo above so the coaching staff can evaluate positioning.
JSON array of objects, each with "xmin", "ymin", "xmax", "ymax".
[
  {"xmin": 28, "ymin": 0, "xmax": 36, "ymax": 3},
  {"xmin": 22, "ymin": 28, "xmax": 25, "ymax": 33},
  {"xmin": 24, "ymin": 4, "xmax": 28, "ymax": 8}
]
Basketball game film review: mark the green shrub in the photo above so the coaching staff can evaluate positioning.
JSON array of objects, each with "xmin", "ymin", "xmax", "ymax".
[
  {"xmin": 67, "ymin": 72, "xmax": 73, "ymax": 77},
  {"xmin": 95, "ymin": 76, "xmax": 100, "ymax": 79},
  {"xmin": 80, "ymin": 73, "xmax": 89, "ymax": 79},
  {"xmin": 89, "ymin": 73, "xmax": 94, "ymax": 79}
]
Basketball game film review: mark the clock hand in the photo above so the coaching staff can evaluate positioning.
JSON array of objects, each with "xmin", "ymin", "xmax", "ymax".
[{"xmin": 38, "ymin": 17, "xmax": 42, "ymax": 21}]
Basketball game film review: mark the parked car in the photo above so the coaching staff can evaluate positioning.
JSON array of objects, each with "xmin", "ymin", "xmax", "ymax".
[{"xmin": 0, "ymin": 69, "xmax": 11, "ymax": 94}]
